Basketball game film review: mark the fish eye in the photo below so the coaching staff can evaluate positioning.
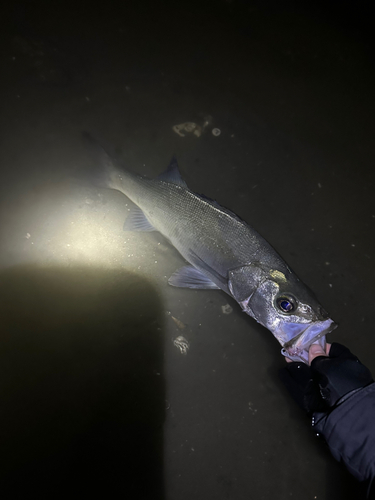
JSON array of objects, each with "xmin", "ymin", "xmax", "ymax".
[{"xmin": 276, "ymin": 295, "xmax": 296, "ymax": 313}]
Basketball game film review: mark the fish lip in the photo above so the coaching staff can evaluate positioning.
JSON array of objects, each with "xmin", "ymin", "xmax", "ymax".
[
  {"xmin": 282, "ymin": 319, "xmax": 337, "ymax": 363},
  {"xmin": 283, "ymin": 319, "xmax": 337, "ymax": 350}
]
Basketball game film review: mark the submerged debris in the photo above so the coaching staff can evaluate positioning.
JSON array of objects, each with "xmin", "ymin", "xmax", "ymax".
[
  {"xmin": 172, "ymin": 115, "xmax": 212, "ymax": 138},
  {"xmin": 173, "ymin": 336, "xmax": 190, "ymax": 355},
  {"xmin": 171, "ymin": 315, "xmax": 186, "ymax": 329},
  {"xmin": 221, "ymin": 304, "xmax": 233, "ymax": 315},
  {"xmin": 173, "ymin": 122, "xmax": 203, "ymax": 137}
]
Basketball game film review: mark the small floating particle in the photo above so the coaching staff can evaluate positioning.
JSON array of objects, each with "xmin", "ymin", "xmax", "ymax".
[
  {"xmin": 248, "ymin": 401, "xmax": 258, "ymax": 415},
  {"xmin": 25, "ymin": 233, "xmax": 31, "ymax": 239},
  {"xmin": 212, "ymin": 128, "xmax": 221, "ymax": 136}
]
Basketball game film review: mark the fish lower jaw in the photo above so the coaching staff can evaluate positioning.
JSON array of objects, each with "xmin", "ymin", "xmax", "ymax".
[
  {"xmin": 279, "ymin": 318, "xmax": 335, "ymax": 363},
  {"xmin": 281, "ymin": 334, "xmax": 328, "ymax": 363},
  {"xmin": 281, "ymin": 346, "xmax": 309, "ymax": 363}
]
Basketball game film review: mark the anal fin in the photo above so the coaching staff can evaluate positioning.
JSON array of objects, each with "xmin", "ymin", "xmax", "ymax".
[{"xmin": 123, "ymin": 206, "xmax": 155, "ymax": 232}]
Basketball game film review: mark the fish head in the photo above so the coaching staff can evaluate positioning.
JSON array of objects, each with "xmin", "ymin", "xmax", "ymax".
[{"xmin": 228, "ymin": 264, "xmax": 337, "ymax": 363}]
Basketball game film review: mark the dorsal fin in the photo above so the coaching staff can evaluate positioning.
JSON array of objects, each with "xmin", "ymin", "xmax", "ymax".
[{"xmin": 156, "ymin": 156, "xmax": 188, "ymax": 188}]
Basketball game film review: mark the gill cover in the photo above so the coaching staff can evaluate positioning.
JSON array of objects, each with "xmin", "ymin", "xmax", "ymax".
[{"xmin": 228, "ymin": 263, "xmax": 270, "ymax": 318}]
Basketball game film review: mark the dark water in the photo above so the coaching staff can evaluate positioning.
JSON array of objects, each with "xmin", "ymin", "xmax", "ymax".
[{"xmin": 0, "ymin": 1, "xmax": 374, "ymax": 498}]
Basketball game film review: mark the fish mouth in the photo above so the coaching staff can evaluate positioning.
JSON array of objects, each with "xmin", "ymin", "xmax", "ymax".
[{"xmin": 280, "ymin": 319, "xmax": 337, "ymax": 363}]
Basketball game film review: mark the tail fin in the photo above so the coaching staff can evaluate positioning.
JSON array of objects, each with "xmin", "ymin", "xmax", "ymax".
[{"xmin": 82, "ymin": 132, "xmax": 119, "ymax": 189}]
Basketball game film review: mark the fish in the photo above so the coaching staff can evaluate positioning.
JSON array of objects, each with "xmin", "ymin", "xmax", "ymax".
[{"xmin": 83, "ymin": 133, "xmax": 337, "ymax": 363}]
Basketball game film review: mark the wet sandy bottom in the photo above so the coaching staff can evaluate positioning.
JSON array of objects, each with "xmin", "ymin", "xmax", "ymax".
[{"xmin": 0, "ymin": 2, "xmax": 374, "ymax": 498}]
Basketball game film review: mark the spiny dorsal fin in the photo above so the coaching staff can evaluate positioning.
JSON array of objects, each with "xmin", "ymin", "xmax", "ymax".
[{"xmin": 156, "ymin": 156, "xmax": 187, "ymax": 188}]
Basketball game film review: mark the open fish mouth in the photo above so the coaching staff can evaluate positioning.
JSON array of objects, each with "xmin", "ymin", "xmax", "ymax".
[{"xmin": 280, "ymin": 318, "xmax": 337, "ymax": 363}]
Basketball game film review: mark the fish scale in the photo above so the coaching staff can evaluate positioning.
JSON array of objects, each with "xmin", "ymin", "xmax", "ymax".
[{"xmin": 120, "ymin": 176, "xmax": 281, "ymax": 276}]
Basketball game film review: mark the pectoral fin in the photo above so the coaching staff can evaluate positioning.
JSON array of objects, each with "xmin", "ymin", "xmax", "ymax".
[{"xmin": 168, "ymin": 266, "xmax": 220, "ymax": 289}]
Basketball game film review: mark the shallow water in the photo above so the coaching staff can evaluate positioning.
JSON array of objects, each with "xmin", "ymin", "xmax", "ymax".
[{"xmin": 0, "ymin": 1, "xmax": 374, "ymax": 498}]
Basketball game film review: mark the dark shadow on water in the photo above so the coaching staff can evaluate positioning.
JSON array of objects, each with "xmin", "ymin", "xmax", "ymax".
[{"xmin": 0, "ymin": 265, "xmax": 165, "ymax": 499}]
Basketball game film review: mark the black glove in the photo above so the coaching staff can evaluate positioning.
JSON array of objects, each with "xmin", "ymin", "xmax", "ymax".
[{"xmin": 279, "ymin": 342, "xmax": 373, "ymax": 414}]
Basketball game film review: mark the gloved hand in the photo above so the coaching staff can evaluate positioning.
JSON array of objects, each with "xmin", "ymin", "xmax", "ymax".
[{"xmin": 279, "ymin": 342, "xmax": 373, "ymax": 414}]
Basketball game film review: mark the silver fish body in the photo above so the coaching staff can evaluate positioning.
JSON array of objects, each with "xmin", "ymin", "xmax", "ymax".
[{"xmin": 86, "ymin": 137, "xmax": 336, "ymax": 363}]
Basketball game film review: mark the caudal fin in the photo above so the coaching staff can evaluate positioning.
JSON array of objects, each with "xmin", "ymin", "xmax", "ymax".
[{"xmin": 82, "ymin": 132, "xmax": 119, "ymax": 189}]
